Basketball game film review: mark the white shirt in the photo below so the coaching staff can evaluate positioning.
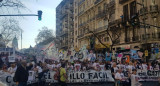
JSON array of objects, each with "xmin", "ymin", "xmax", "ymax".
[
  {"xmin": 155, "ymin": 65, "xmax": 159, "ymax": 70},
  {"xmin": 131, "ymin": 74, "xmax": 139, "ymax": 86},
  {"xmin": 142, "ymin": 64, "xmax": 148, "ymax": 70},
  {"xmin": 36, "ymin": 66, "xmax": 42, "ymax": 73},
  {"xmin": 100, "ymin": 65, "xmax": 105, "ymax": 70},
  {"xmin": 47, "ymin": 64, "xmax": 54, "ymax": 70},
  {"xmin": 113, "ymin": 67, "xmax": 118, "ymax": 73},
  {"xmin": 115, "ymin": 72, "xmax": 122, "ymax": 80},
  {"xmin": 93, "ymin": 63, "xmax": 99, "ymax": 68}
]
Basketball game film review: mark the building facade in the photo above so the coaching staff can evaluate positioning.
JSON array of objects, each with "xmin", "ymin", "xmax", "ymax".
[
  {"xmin": 115, "ymin": 0, "xmax": 160, "ymax": 60},
  {"xmin": 56, "ymin": 0, "xmax": 74, "ymax": 51},
  {"xmin": 74, "ymin": 0, "xmax": 160, "ymax": 56},
  {"xmin": 74, "ymin": 0, "xmax": 123, "ymax": 53}
]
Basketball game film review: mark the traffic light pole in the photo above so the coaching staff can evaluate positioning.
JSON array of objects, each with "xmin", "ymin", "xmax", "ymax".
[
  {"xmin": 0, "ymin": 10, "xmax": 42, "ymax": 21},
  {"xmin": 0, "ymin": 14, "xmax": 38, "ymax": 16},
  {"xmin": 137, "ymin": 2, "xmax": 147, "ymax": 62}
]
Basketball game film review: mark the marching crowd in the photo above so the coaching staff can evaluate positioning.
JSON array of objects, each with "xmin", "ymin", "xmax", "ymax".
[{"xmin": 0, "ymin": 50, "xmax": 160, "ymax": 86}]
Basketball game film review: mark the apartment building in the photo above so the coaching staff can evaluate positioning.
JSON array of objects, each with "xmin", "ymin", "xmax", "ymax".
[
  {"xmin": 56, "ymin": 0, "xmax": 74, "ymax": 51},
  {"xmin": 114, "ymin": 0, "xmax": 160, "ymax": 51},
  {"xmin": 74, "ymin": 0, "xmax": 123, "ymax": 52}
]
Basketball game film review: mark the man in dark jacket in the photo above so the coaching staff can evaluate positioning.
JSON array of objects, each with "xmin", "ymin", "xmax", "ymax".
[{"xmin": 14, "ymin": 60, "xmax": 33, "ymax": 86}]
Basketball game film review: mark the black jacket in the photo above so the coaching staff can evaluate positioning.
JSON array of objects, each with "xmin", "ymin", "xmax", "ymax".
[{"xmin": 14, "ymin": 65, "xmax": 33, "ymax": 82}]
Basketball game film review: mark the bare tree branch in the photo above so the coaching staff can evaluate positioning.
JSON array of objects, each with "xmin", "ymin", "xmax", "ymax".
[{"xmin": 0, "ymin": 18, "xmax": 22, "ymax": 45}]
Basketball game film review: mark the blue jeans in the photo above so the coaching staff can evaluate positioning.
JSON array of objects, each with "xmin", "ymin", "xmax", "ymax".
[{"xmin": 18, "ymin": 82, "xmax": 27, "ymax": 86}]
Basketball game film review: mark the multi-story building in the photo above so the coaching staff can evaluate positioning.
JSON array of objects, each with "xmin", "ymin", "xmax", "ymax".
[
  {"xmin": 116, "ymin": 0, "xmax": 160, "ymax": 60},
  {"xmin": 74, "ymin": 0, "xmax": 123, "ymax": 53},
  {"xmin": 74, "ymin": 0, "xmax": 160, "ymax": 56},
  {"xmin": 56, "ymin": 0, "xmax": 74, "ymax": 51}
]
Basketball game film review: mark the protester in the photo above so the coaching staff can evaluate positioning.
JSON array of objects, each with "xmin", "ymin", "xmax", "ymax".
[
  {"xmin": 14, "ymin": 60, "xmax": 33, "ymax": 86},
  {"xmin": 0, "ymin": 49, "xmax": 160, "ymax": 86},
  {"xmin": 60, "ymin": 63, "xmax": 67, "ymax": 86},
  {"xmin": 131, "ymin": 69, "xmax": 141, "ymax": 86},
  {"xmin": 8, "ymin": 62, "xmax": 17, "ymax": 76}
]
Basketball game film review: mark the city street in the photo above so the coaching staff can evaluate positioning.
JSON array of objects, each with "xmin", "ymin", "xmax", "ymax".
[{"xmin": 1, "ymin": 0, "xmax": 160, "ymax": 86}]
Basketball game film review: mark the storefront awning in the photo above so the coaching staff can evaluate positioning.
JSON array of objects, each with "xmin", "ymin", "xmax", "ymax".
[{"xmin": 95, "ymin": 43, "xmax": 110, "ymax": 49}]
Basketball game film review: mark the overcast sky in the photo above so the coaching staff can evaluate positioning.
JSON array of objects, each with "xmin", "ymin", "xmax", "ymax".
[{"xmin": 0, "ymin": 0, "xmax": 62, "ymax": 49}]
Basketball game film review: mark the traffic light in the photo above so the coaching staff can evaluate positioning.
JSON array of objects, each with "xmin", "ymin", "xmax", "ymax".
[
  {"xmin": 38, "ymin": 10, "xmax": 42, "ymax": 21},
  {"xmin": 130, "ymin": 13, "xmax": 139, "ymax": 27}
]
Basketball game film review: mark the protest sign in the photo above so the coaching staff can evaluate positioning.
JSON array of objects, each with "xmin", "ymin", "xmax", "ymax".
[
  {"xmin": 8, "ymin": 56, "xmax": 15, "ymax": 62},
  {"xmin": 0, "ymin": 70, "xmax": 114, "ymax": 86},
  {"xmin": 68, "ymin": 70, "xmax": 114, "ymax": 83},
  {"xmin": 137, "ymin": 70, "xmax": 160, "ymax": 81}
]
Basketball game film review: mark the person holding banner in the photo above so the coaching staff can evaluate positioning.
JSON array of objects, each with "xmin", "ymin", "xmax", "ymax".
[{"xmin": 14, "ymin": 60, "xmax": 33, "ymax": 86}]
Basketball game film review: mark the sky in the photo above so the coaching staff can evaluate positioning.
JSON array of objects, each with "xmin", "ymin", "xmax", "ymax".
[
  {"xmin": 0, "ymin": 0, "xmax": 62, "ymax": 49},
  {"xmin": 18, "ymin": 0, "xmax": 62, "ymax": 49}
]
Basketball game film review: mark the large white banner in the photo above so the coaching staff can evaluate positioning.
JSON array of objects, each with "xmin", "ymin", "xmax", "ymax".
[
  {"xmin": 137, "ymin": 70, "xmax": 160, "ymax": 81},
  {"xmin": 68, "ymin": 70, "xmax": 114, "ymax": 83},
  {"xmin": 0, "ymin": 70, "xmax": 114, "ymax": 86}
]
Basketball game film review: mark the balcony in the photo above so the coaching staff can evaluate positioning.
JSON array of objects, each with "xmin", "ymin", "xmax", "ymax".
[
  {"xmin": 78, "ymin": 34, "xmax": 84, "ymax": 38},
  {"xmin": 109, "ymin": 18, "xmax": 122, "ymax": 26},
  {"xmin": 78, "ymin": 0, "xmax": 85, "ymax": 6},
  {"xmin": 59, "ymin": 31, "xmax": 68, "ymax": 36},
  {"xmin": 109, "ymin": 0, "xmax": 115, "ymax": 7},
  {"xmin": 132, "ymin": 36, "xmax": 140, "ymax": 42},
  {"xmin": 96, "ymin": 10, "xmax": 106, "ymax": 19},
  {"xmin": 119, "ymin": 0, "xmax": 129, "ymax": 4},
  {"xmin": 150, "ymin": 5, "xmax": 158, "ymax": 13},
  {"xmin": 125, "ymin": 38, "xmax": 130, "ymax": 42},
  {"xmin": 114, "ymin": 39, "xmax": 120, "ymax": 44},
  {"xmin": 139, "ymin": 7, "xmax": 148, "ymax": 15},
  {"xmin": 94, "ymin": 0, "xmax": 103, "ymax": 5},
  {"xmin": 89, "ymin": 16, "xmax": 96, "ymax": 22},
  {"xmin": 78, "ymin": 22, "xmax": 86, "ymax": 27},
  {"xmin": 94, "ymin": 25, "xmax": 108, "ymax": 32}
]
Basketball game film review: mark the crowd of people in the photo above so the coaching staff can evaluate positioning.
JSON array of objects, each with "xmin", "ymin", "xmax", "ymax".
[{"xmin": 0, "ymin": 50, "xmax": 160, "ymax": 86}]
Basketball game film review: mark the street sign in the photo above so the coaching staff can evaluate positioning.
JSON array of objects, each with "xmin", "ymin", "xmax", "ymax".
[{"xmin": 145, "ymin": 50, "xmax": 148, "ymax": 56}]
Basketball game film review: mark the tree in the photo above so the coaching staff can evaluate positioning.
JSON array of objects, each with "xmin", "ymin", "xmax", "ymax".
[
  {"xmin": 104, "ymin": 1, "xmax": 122, "ymax": 52},
  {"xmin": 0, "ymin": 18, "xmax": 22, "ymax": 45},
  {"xmin": 86, "ymin": 1, "xmax": 122, "ymax": 52},
  {"xmin": 0, "ymin": 0, "xmax": 27, "ymax": 14},
  {"xmin": 35, "ymin": 26, "xmax": 54, "ymax": 44}
]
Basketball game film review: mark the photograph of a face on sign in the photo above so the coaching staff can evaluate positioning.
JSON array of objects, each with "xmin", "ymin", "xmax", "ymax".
[{"xmin": 8, "ymin": 56, "xmax": 15, "ymax": 62}]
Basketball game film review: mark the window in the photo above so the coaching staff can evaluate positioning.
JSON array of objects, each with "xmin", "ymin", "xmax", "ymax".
[
  {"xmin": 104, "ymin": 3, "xmax": 107, "ymax": 11},
  {"xmin": 130, "ymin": 1, "xmax": 136, "ymax": 18},
  {"xmin": 75, "ymin": 31, "xmax": 77, "ymax": 35},
  {"xmin": 75, "ymin": 23, "xmax": 77, "ymax": 28},
  {"xmin": 75, "ymin": 2, "xmax": 77, "ymax": 7},
  {"xmin": 75, "ymin": 16, "xmax": 77, "ymax": 21},
  {"xmin": 75, "ymin": 9, "xmax": 77, "ymax": 13},
  {"xmin": 123, "ymin": 4, "xmax": 129, "ymax": 21},
  {"xmin": 107, "ymin": 37, "xmax": 109, "ymax": 41},
  {"xmin": 151, "ymin": 0, "xmax": 155, "ymax": 5},
  {"xmin": 98, "ymin": 6, "xmax": 101, "ymax": 13}
]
